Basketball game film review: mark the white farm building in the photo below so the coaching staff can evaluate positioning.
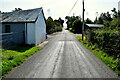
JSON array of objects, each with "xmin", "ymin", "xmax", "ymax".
[{"xmin": 1, "ymin": 7, "xmax": 46, "ymax": 46}]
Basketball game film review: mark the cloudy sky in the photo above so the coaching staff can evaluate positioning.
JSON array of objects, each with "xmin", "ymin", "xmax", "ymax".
[{"xmin": 0, "ymin": 0, "xmax": 119, "ymax": 21}]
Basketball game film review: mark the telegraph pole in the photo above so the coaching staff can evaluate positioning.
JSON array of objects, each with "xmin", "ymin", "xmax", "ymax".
[{"xmin": 82, "ymin": 0, "xmax": 85, "ymax": 41}]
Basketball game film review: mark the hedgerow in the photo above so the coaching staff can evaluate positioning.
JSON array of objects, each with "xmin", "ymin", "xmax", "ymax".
[
  {"xmin": 86, "ymin": 28, "xmax": 120, "ymax": 58},
  {"xmin": 76, "ymin": 36, "xmax": 120, "ymax": 76}
]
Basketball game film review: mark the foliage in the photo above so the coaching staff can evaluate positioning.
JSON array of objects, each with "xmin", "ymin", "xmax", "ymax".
[
  {"xmin": 86, "ymin": 28, "xmax": 120, "ymax": 58},
  {"xmin": 69, "ymin": 28, "xmax": 73, "ymax": 32},
  {"xmin": 111, "ymin": 8, "xmax": 118, "ymax": 18},
  {"xmin": 85, "ymin": 18, "xmax": 93, "ymax": 24},
  {"xmin": 12, "ymin": 8, "xmax": 22, "ymax": 12},
  {"xmin": 65, "ymin": 16, "xmax": 82, "ymax": 33},
  {"xmin": 46, "ymin": 17, "xmax": 64, "ymax": 34},
  {"xmin": 76, "ymin": 36, "xmax": 120, "ymax": 76},
  {"xmin": 65, "ymin": 16, "xmax": 81, "ymax": 30},
  {"xmin": 46, "ymin": 17, "xmax": 55, "ymax": 34},
  {"xmin": 58, "ymin": 17, "xmax": 64, "ymax": 27},
  {"xmin": 95, "ymin": 12, "xmax": 112, "ymax": 24},
  {"xmin": 54, "ymin": 19, "xmax": 63, "ymax": 32},
  {"xmin": 83, "ymin": 7, "xmax": 120, "ymax": 76},
  {"xmin": 65, "ymin": 16, "xmax": 94, "ymax": 34},
  {"xmin": 94, "ymin": 8, "xmax": 120, "ymax": 29},
  {"xmin": 72, "ymin": 19, "xmax": 82, "ymax": 33},
  {"xmin": 55, "ymin": 26, "xmax": 63, "ymax": 32},
  {"xmin": 2, "ymin": 45, "xmax": 41, "ymax": 78}
]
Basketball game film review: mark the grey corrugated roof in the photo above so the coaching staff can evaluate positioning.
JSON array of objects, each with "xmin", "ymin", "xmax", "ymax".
[
  {"xmin": 0, "ymin": 7, "xmax": 43, "ymax": 23},
  {"xmin": 86, "ymin": 24, "xmax": 104, "ymax": 28}
]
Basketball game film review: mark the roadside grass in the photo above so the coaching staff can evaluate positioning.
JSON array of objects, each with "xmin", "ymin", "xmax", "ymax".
[
  {"xmin": 76, "ymin": 36, "xmax": 120, "ymax": 76},
  {"xmin": 1, "ymin": 45, "xmax": 41, "ymax": 78}
]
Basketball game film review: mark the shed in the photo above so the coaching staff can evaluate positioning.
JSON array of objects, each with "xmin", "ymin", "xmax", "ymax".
[
  {"xmin": 86, "ymin": 24, "xmax": 104, "ymax": 28},
  {"xmin": 0, "ymin": 7, "xmax": 46, "ymax": 46},
  {"xmin": 86, "ymin": 24, "xmax": 104, "ymax": 30}
]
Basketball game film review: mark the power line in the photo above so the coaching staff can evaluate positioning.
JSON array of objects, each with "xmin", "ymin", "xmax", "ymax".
[{"xmin": 67, "ymin": 0, "xmax": 79, "ymax": 16}]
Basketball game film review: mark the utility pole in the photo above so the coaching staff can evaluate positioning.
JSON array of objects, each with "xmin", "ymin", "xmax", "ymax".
[{"xmin": 82, "ymin": 0, "xmax": 85, "ymax": 40}]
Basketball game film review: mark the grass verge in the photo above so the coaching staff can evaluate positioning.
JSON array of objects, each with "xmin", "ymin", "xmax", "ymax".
[
  {"xmin": 76, "ymin": 36, "xmax": 120, "ymax": 76},
  {"xmin": 1, "ymin": 45, "xmax": 41, "ymax": 78}
]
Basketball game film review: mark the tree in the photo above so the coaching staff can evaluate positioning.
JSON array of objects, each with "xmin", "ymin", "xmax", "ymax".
[
  {"xmin": 85, "ymin": 18, "xmax": 93, "ymax": 24},
  {"xmin": 65, "ymin": 16, "xmax": 79, "ymax": 30},
  {"xmin": 58, "ymin": 17, "xmax": 64, "ymax": 27},
  {"xmin": 95, "ymin": 12, "xmax": 113, "ymax": 24},
  {"xmin": 54, "ymin": 19, "xmax": 63, "ymax": 32},
  {"xmin": 46, "ymin": 17, "xmax": 55, "ymax": 33},
  {"xmin": 12, "ymin": 8, "xmax": 22, "ymax": 12},
  {"xmin": 97, "ymin": 16, "xmax": 104, "ymax": 24},
  {"xmin": 54, "ymin": 19, "xmax": 60, "ymax": 26},
  {"xmin": 72, "ymin": 19, "xmax": 82, "ymax": 33},
  {"xmin": 46, "ymin": 17, "xmax": 63, "ymax": 34},
  {"xmin": 65, "ymin": 16, "xmax": 71, "ymax": 29},
  {"xmin": 94, "ymin": 8, "xmax": 120, "ymax": 28},
  {"xmin": 94, "ymin": 17, "xmax": 97, "ymax": 24},
  {"xmin": 111, "ymin": 8, "xmax": 117, "ymax": 18},
  {"xmin": 106, "ymin": 12, "xmax": 112, "ymax": 21}
]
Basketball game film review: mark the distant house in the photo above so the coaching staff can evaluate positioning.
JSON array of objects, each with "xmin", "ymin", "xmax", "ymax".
[
  {"xmin": 86, "ymin": 24, "xmax": 104, "ymax": 30},
  {"xmin": 0, "ymin": 7, "xmax": 46, "ymax": 47}
]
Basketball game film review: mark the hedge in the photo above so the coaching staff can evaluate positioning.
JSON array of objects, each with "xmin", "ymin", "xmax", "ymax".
[{"xmin": 86, "ymin": 29, "xmax": 120, "ymax": 58}]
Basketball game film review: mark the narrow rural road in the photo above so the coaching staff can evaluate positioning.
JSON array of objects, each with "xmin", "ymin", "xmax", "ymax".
[{"xmin": 6, "ymin": 28, "xmax": 118, "ymax": 78}]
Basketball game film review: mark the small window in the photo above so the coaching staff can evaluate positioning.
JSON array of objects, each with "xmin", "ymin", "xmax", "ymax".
[{"xmin": 5, "ymin": 25, "xmax": 10, "ymax": 33}]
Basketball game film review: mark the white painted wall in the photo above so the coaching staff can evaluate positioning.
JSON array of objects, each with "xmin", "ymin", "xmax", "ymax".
[
  {"xmin": 25, "ymin": 9, "xmax": 46, "ymax": 45},
  {"xmin": 35, "ymin": 10, "xmax": 46, "ymax": 46},
  {"xmin": 27, "ymin": 23, "xmax": 35, "ymax": 45}
]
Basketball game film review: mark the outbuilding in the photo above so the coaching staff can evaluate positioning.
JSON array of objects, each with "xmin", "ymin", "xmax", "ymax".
[
  {"xmin": 0, "ymin": 7, "xmax": 46, "ymax": 47},
  {"xmin": 86, "ymin": 24, "xmax": 104, "ymax": 30}
]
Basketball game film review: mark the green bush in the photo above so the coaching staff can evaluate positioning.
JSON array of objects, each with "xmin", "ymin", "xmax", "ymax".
[
  {"xmin": 55, "ymin": 26, "xmax": 63, "ymax": 32},
  {"xmin": 72, "ymin": 19, "xmax": 82, "ymax": 33},
  {"xmin": 86, "ymin": 28, "xmax": 120, "ymax": 58},
  {"xmin": 87, "ymin": 30, "xmax": 95, "ymax": 43}
]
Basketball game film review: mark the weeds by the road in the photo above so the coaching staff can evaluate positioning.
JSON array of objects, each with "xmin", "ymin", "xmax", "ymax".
[
  {"xmin": 76, "ymin": 36, "xmax": 120, "ymax": 76},
  {"xmin": 1, "ymin": 45, "xmax": 41, "ymax": 78}
]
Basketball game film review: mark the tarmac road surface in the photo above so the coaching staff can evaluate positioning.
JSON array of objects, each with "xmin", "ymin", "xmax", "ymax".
[{"xmin": 6, "ymin": 29, "xmax": 118, "ymax": 79}]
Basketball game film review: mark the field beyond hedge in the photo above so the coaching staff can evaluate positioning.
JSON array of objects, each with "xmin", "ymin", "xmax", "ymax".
[{"xmin": 1, "ymin": 45, "xmax": 41, "ymax": 78}]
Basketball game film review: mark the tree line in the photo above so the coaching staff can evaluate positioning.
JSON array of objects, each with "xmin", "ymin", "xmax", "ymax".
[
  {"xmin": 65, "ymin": 15, "xmax": 94, "ymax": 34},
  {"xmin": 46, "ymin": 17, "xmax": 64, "ymax": 34},
  {"xmin": 94, "ymin": 8, "xmax": 120, "ymax": 29},
  {"xmin": 65, "ymin": 8, "xmax": 120, "ymax": 34}
]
